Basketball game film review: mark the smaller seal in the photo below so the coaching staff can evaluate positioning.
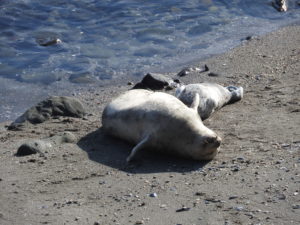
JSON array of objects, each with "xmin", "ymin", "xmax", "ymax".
[{"xmin": 175, "ymin": 83, "xmax": 243, "ymax": 120}]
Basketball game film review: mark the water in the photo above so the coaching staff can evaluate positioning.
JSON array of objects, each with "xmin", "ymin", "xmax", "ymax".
[{"xmin": 1, "ymin": 0, "xmax": 300, "ymax": 121}]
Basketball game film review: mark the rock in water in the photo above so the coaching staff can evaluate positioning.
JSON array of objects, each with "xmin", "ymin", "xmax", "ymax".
[
  {"xmin": 272, "ymin": 0, "xmax": 288, "ymax": 12},
  {"xmin": 8, "ymin": 96, "xmax": 86, "ymax": 129}
]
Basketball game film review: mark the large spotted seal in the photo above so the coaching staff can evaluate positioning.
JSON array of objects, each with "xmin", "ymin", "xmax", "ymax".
[
  {"xmin": 176, "ymin": 83, "xmax": 243, "ymax": 120},
  {"xmin": 102, "ymin": 89, "xmax": 221, "ymax": 162}
]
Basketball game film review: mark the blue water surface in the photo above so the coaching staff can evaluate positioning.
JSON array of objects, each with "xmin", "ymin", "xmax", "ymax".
[{"xmin": 1, "ymin": 0, "xmax": 300, "ymax": 84}]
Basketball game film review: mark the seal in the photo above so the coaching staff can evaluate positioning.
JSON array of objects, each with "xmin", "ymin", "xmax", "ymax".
[
  {"xmin": 102, "ymin": 89, "xmax": 222, "ymax": 162},
  {"xmin": 175, "ymin": 83, "xmax": 243, "ymax": 120}
]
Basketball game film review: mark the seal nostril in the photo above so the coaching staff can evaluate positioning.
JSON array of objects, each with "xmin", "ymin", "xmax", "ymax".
[{"xmin": 215, "ymin": 136, "xmax": 222, "ymax": 147}]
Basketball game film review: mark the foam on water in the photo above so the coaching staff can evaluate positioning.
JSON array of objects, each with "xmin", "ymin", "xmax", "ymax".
[{"xmin": 0, "ymin": 0, "xmax": 300, "ymax": 121}]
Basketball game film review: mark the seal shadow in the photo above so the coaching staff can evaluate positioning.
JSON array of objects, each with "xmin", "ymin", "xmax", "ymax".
[{"xmin": 77, "ymin": 128, "xmax": 209, "ymax": 174}]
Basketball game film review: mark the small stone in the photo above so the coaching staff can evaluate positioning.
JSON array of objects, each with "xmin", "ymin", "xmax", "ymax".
[
  {"xmin": 149, "ymin": 193, "xmax": 157, "ymax": 198},
  {"xmin": 27, "ymin": 158, "xmax": 37, "ymax": 163},
  {"xmin": 195, "ymin": 192, "xmax": 205, "ymax": 196},
  {"xmin": 138, "ymin": 202, "xmax": 146, "ymax": 207},
  {"xmin": 205, "ymin": 197, "xmax": 221, "ymax": 203},
  {"xmin": 234, "ymin": 206, "xmax": 244, "ymax": 211},
  {"xmin": 236, "ymin": 157, "xmax": 245, "ymax": 162},
  {"xmin": 208, "ymin": 72, "xmax": 219, "ymax": 77},
  {"xmin": 135, "ymin": 220, "xmax": 144, "ymax": 224},
  {"xmin": 245, "ymin": 36, "xmax": 254, "ymax": 41},
  {"xmin": 231, "ymin": 166, "xmax": 240, "ymax": 172},
  {"xmin": 229, "ymin": 196, "xmax": 238, "ymax": 200},
  {"xmin": 94, "ymin": 222, "xmax": 100, "ymax": 225},
  {"xmin": 160, "ymin": 204, "xmax": 167, "ymax": 208},
  {"xmin": 176, "ymin": 206, "xmax": 191, "ymax": 212},
  {"xmin": 292, "ymin": 205, "xmax": 300, "ymax": 209},
  {"xmin": 277, "ymin": 193, "xmax": 286, "ymax": 200},
  {"xmin": 127, "ymin": 81, "xmax": 133, "ymax": 85}
]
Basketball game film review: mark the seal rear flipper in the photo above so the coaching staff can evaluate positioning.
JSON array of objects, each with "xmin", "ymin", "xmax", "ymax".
[
  {"xmin": 226, "ymin": 86, "xmax": 244, "ymax": 104},
  {"xmin": 126, "ymin": 135, "xmax": 151, "ymax": 163}
]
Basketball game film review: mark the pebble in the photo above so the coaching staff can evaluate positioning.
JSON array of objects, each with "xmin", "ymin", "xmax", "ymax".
[
  {"xmin": 195, "ymin": 192, "xmax": 206, "ymax": 196},
  {"xmin": 231, "ymin": 165, "xmax": 240, "ymax": 172},
  {"xmin": 135, "ymin": 220, "xmax": 144, "ymax": 224},
  {"xmin": 229, "ymin": 196, "xmax": 238, "ymax": 200},
  {"xmin": 208, "ymin": 72, "xmax": 219, "ymax": 77},
  {"xmin": 292, "ymin": 205, "xmax": 300, "ymax": 209},
  {"xmin": 234, "ymin": 206, "xmax": 244, "ymax": 211},
  {"xmin": 149, "ymin": 193, "xmax": 157, "ymax": 198},
  {"xmin": 205, "ymin": 197, "xmax": 221, "ymax": 203},
  {"xmin": 176, "ymin": 206, "xmax": 191, "ymax": 212},
  {"xmin": 276, "ymin": 193, "xmax": 286, "ymax": 200},
  {"xmin": 236, "ymin": 156, "xmax": 245, "ymax": 162},
  {"xmin": 94, "ymin": 222, "xmax": 100, "ymax": 225}
]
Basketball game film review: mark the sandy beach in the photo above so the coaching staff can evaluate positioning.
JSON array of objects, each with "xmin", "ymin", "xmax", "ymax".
[{"xmin": 0, "ymin": 25, "xmax": 299, "ymax": 225}]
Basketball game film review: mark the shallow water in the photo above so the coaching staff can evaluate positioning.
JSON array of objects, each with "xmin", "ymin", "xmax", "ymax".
[{"xmin": 1, "ymin": 0, "xmax": 300, "ymax": 121}]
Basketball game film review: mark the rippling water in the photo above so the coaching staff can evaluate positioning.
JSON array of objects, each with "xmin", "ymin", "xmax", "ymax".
[{"xmin": 0, "ymin": 0, "xmax": 300, "ymax": 121}]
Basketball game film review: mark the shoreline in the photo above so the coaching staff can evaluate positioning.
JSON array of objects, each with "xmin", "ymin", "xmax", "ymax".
[
  {"xmin": 0, "ymin": 25, "xmax": 299, "ymax": 225},
  {"xmin": 1, "ymin": 21, "xmax": 299, "ymax": 123}
]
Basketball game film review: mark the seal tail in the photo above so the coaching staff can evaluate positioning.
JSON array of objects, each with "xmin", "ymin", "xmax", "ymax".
[{"xmin": 226, "ymin": 86, "xmax": 244, "ymax": 104}]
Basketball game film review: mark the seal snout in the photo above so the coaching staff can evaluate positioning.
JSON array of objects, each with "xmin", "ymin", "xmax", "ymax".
[
  {"xmin": 215, "ymin": 136, "xmax": 222, "ymax": 148},
  {"xmin": 204, "ymin": 136, "xmax": 222, "ymax": 148}
]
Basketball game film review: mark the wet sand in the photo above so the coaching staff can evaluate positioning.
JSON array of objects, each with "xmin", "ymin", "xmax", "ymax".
[{"xmin": 0, "ymin": 25, "xmax": 299, "ymax": 225}]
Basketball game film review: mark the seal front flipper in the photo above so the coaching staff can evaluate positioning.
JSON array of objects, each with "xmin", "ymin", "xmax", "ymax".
[{"xmin": 126, "ymin": 134, "xmax": 151, "ymax": 163}]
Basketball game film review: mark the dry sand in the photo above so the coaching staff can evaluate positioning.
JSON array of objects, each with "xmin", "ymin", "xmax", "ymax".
[{"xmin": 0, "ymin": 25, "xmax": 299, "ymax": 225}]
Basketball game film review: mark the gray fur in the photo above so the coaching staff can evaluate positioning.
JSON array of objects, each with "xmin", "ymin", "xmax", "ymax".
[{"xmin": 176, "ymin": 83, "xmax": 243, "ymax": 120}]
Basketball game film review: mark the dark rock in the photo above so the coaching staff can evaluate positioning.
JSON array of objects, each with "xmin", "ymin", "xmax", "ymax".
[
  {"xmin": 8, "ymin": 96, "xmax": 86, "ymax": 129},
  {"xmin": 246, "ymin": 36, "xmax": 253, "ymax": 41},
  {"xmin": 35, "ymin": 31, "xmax": 62, "ymax": 47},
  {"xmin": 16, "ymin": 140, "xmax": 50, "ymax": 156},
  {"xmin": 133, "ymin": 73, "xmax": 177, "ymax": 90}
]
